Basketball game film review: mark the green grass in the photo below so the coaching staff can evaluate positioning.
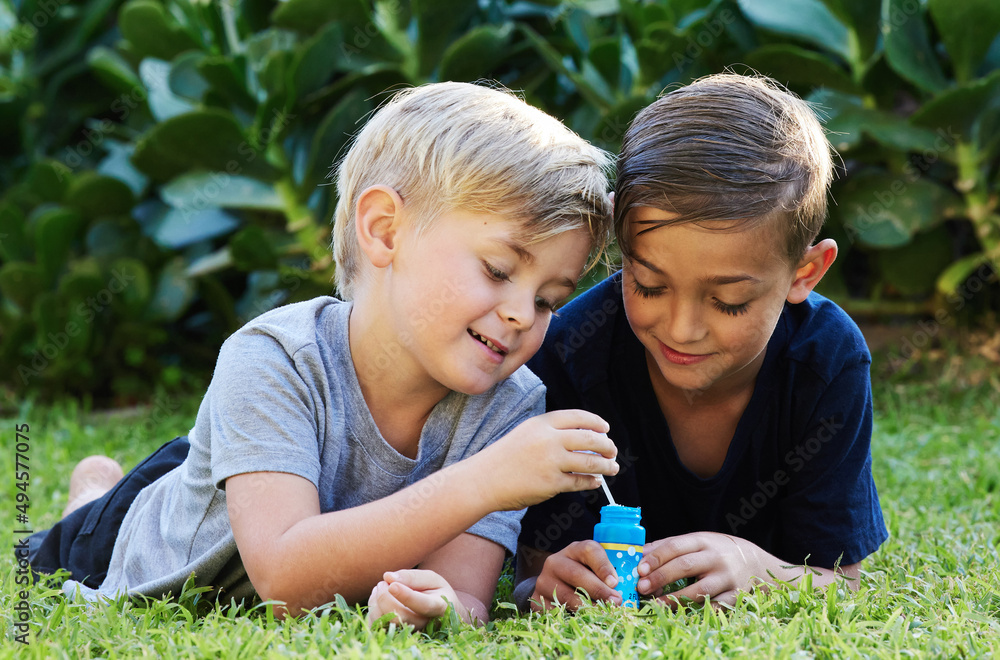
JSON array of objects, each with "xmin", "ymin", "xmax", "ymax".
[{"xmin": 3, "ymin": 379, "xmax": 1000, "ymax": 658}]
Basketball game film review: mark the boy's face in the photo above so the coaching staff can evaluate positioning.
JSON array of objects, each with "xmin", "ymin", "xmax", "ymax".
[
  {"xmin": 389, "ymin": 209, "xmax": 591, "ymax": 395},
  {"xmin": 622, "ymin": 207, "xmax": 797, "ymax": 398}
]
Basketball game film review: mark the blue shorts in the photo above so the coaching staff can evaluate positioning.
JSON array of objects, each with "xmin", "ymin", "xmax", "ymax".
[{"xmin": 27, "ymin": 437, "xmax": 190, "ymax": 588}]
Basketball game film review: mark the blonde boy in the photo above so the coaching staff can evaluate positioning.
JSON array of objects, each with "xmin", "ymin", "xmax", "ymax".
[{"xmin": 29, "ymin": 82, "xmax": 619, "ymax": 628}]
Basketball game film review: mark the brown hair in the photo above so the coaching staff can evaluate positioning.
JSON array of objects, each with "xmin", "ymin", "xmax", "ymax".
[
  {"xmin": 332, "ymin": 82, "xmax": 613, "ymax": 300},
  {"xmin": 614, "ymin": 73, "xmax": 835, "ymax": 264}
]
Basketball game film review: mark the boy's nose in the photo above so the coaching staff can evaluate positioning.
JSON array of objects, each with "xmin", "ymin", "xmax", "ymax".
[
  {"xmin": 666, "ymin": 299, "xmax": 707, "ymax": 345},
  {"xmin": 497, "ymin": 292, "xmax": 535, "ymax": 331}
]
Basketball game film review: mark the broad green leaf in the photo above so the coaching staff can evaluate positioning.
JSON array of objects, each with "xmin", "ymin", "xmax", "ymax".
[
  {"xmin": 519, "ymin": 24, "xmax": 612, "ymax": 111},
  {"xmin": 936, "ymin": 252, "xmax": 995, "ymax": 294},
  {"xmin": 25, "ymin": 160, "xmax": 71, "ymax": 203},
  {"xmin": 87, "ymin": 46, "xmax": 142, "ymax": 95},
  {"xmin": 0, "ymin": 202, "xmax": 31, "ymax": 262},
  {"xmin": 812, "ymin": 89, "xmax": 941, "ymax": 153},
  {"xmin": 185, "ymin": 247, "xmax": 234, "ymax": 277},
  {"xmin": 737, "ymin": 0, "xmax": 850, "ymax": 60},
  {"xmin": 814, "ymin": 0, "xmax": 881, "ymax": 63},
  {"xmin": 97, "ymin": 141, "xmax": 150, "ymax": 197},
  {"xmin": 32, "ymin": 292, "xmax": 90, "ymax": 359},
  {"xmin": 744, "ymin": 45, "xmax": 861, "ymax": 95},
  {"xmin": 111, "ymin": 257, "xmax": 153, "ymax": 316},
  {"xmin": 118, "ymin": 0, "xmax": 200, "ymax": 62},
  {"xmin": 198, "ymin": 55, "xmax": 256, "ymax": 110},
  {"xmin": 413, "ymin": 0, "xmax": 477, "ymax": 78},
  {"xmin": 131, "ymin": 109, "xmax": 281, "ymax": 182},
  {"xmin": 161, "ymin": 172, "xmax": 284, "ymax": 211},
  {"xmin": 169, "ymin": 52, "xmax": 210, "ymax": 102},
  {"xmin": 147, "ymin": 206, "xmax": 241, "ymax": 249},
  {"xmin": 86, "ymin": 218, "xmax": 143, "ymax": 259},
  {"xmin": 34, "ymin": 207, "xmax": 84, "ymax": 285},
  {"xmin": 910, "ymin": 69, "xmax": 1000, "ymax": 144},
  {"xmin": 635, "ymin": 23, "xmax": 689, "ymax": 86},
  {"xmin": 140, "ymin": 58, "xmax": 197, "ymax": 122},
  {"xmin": 589, "ymin": 36, "xmax": 622, "ymax": 92},
  {"xmin": 0, "ymin": 262, "xmax": 44, "ymax": 312},
  {"xmin": 290, "ymin": 22, "xmax": 343, "ymax": 99},
  {"xmin": 833, "ymin": 172, "xmax": 961, "ymax": 248},
  {"xmin": 881, "ymin": 0, "xmax": 948, "ymax": 94},
  {"xmin": 439, "ymin": 24, "xmax": 513, "ymax": 82},
  {"xmin": 32, "ymin": 0, "xmax": 121, "ymax": 79},
  {"xmin": 302, "ymin": 89, "xmax": 372, "ymax": 196},
  {"xmin": 66, "ymin": 172, "xmax": 135, "ymax": 220},
  {"xmin": 270, "ymin": 0, "xmax": 369, "ymax": 34},
  {"xmin": 230, "ymin": 226, "xmax": 280, "ymax": 271},
  {"xmin": 877, "ymin": 226, "xmax": 953, "ymax": 296},
  {"xmin": 928, "ymin": 0, "xmax": 1000, "ymax": 83},
  {"xmin": 146, "ymin": 257, "xmax": 196, "ymax": 322}
]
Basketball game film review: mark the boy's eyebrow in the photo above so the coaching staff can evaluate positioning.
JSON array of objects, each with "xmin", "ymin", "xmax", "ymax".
[
  {"xmin": 492, "ymin": 238, "xmax": 578, "ymax": 290},
  {"xmin": 632, "ymin": 255, "xmax": 760, "ymax": 285},
  {"xmin": 494, "ymin": 238, "xmax": 534, "ymax": 264}
]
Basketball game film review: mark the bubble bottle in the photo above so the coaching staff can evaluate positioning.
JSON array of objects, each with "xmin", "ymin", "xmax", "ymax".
[{"xmin": 593, "ymin": 505, "xmax": 645, "ymax": 607}]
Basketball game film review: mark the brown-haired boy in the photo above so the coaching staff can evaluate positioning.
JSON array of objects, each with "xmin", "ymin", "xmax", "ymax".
[{"xmin": 515, "ymin": 73, "xmax": 888, "ymax": 609}]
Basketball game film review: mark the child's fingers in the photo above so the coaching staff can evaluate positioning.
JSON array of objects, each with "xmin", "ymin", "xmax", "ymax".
[
  {"xmin": 383, "ymin": 569, "xmax": 446, "ymax": 591},
  {"xmin": 370, "ymin": 582, "xmax": 424, "ymax": 625},
  {"xmin": 542, "ymin": 409, "xmax": 611, "ymax": 434},
  {"xmin": 567, "ymin": 540, "xmax": 620, "ymax": 590},
  {"xmin": 387, "ymin": 581, "xmax": 450, "ymax": 618},
  {"xmin": 535, "ymin": 541, "xmax": 623, "ymax": 609},
  {"xmin": 637, "ymin": 548, "xmax": 712, "ymax": 596},
  {"xmin": 656, "ymin": 574, "xmax": 726, "ymax": 607}
]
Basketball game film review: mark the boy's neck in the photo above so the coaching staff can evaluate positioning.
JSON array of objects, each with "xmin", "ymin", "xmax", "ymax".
[{"xmin": 347, "ymin": 303, "xmax": 450, "ymax": 459}]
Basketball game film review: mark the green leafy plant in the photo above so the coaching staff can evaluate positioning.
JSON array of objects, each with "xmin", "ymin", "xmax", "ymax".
[{"xmin": 2, "ymin": 0, "xmax": 998, "ymax": 402}]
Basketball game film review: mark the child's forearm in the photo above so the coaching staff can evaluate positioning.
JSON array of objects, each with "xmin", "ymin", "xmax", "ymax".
[{"xmin": 236, "ymin": 458, "xmax": 496, "ymax": 616}]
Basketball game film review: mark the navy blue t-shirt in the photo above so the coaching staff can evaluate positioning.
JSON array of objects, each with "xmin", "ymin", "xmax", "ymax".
[{"xmin": 521, "ymin": 274, "xmax": 888, "ymax": 568}]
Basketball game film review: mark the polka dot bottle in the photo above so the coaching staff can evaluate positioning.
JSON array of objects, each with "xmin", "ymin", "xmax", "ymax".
[{"xmin": 593, "ymin": 505, "xmax": 645, "ymax": 607}]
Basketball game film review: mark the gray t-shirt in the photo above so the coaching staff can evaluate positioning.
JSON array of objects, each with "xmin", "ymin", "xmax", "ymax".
[{"xmin": 65, "ymin": 297, "xmax": 543, "ymax": 603}]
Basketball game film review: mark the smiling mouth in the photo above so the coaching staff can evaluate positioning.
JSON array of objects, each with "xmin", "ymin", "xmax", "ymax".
[{"xmin": 469, "ymin": 330, "xmax": 507, "ymax": 355}]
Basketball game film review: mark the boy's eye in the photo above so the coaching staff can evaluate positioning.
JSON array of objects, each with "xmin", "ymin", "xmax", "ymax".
[
  {"xmin": 535, "ymin": 296, "xmax": 557, "ymax": 312},
  {"xmin": 629, "ymin": 277, "xmax": 663, "ymax": 299},
  {"xmin": 484, "ymin": 261, "xmax": 510, "ymax": 282},
  {"xmin": 713, "ymin": 299, "xmax": 751, "ymax": 317}
]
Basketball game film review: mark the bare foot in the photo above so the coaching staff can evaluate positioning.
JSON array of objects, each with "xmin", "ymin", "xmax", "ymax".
[{"xmin": 62, "ymin": 455, "xmax": 125, "ymax": 518}]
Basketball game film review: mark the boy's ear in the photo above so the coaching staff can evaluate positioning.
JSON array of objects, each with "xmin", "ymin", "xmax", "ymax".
[
  {"xmin": 786, "ymin": 238, "xmax": 838, "ymax": 304},
  {"xmin": 355, "ymin": 185, "xmax": 405, "ymax": 269}
]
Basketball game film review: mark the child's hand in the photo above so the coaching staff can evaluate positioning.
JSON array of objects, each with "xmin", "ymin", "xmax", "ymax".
[
  {"xmin": 636, "ymin": 532, "xmax": 765, "ymax": 607},
  {"xmin": 530, "ymin": 540, "xmax": 623, "ymax": 611},
  {"xmin": 367, "ymin": 569, "xmax": 460, "ymax": 629},
  {"xmin": 474, "ymin": 409, "xmax": 618, "ymax": 511}
]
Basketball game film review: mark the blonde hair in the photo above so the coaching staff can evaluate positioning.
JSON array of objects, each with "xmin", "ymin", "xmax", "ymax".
[
  {"xmin": 615, "ymin": 73, "xmax": 836, "ymax": 264},
  {"xmin": 332, "ymin": 82, "xmax": 613, "ymax": 299}
]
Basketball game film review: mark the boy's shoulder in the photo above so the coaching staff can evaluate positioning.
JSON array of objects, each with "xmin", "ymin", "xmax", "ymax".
[
  {"xmin": 222, "ymin": 296, "xmax": 348, "ymax": 360},
  {"xmin": 776, "ymin": 291, "xmax": 871, "ymax": 383}
]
